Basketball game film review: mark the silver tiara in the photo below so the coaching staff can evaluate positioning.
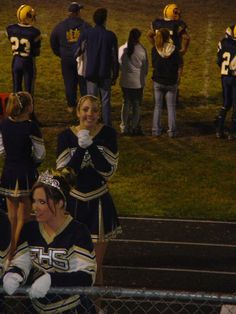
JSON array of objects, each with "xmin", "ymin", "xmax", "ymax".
[
  {"xmin": 37, "ymin": 170, "xmax": 67, "ymax": 207},
  {"xmin": 38, "ymin": 170, "xmax": 61, "ymax": 189}
]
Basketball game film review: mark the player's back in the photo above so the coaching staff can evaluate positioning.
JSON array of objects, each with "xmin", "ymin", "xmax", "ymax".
[
  {"xmin": 6, "ymin": 23, "xmax": 41, "ymax": 57},
  {"xmin": 218, "ymin": 37, "xmax": 236, "ymax": 76}
]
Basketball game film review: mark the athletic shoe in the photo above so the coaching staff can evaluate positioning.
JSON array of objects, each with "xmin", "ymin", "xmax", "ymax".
[
  {"xmin": 216, "ymin": 132, "xmax": 226, "ymax": 139},
  {"xmin": 228, "ymin": 133, "xmax": 236, "ymax": 140}
]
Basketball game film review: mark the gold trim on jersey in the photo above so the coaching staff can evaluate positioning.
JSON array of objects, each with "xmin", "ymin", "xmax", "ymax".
[
  {"xmin": 70, "ymin": 184, "xmax": 108, "ymax": 201},
  {"xmin": 32, "ymin": 294, "xmax": 81, "ymax": 314},
  {"xmin": 39, "ymin": 215, "xmax": 73, "ymax": 244},
  {"xmin": 0, "ymin": 245, "xmax": 10, "ymax": 261},
  {"xmin": 0, "ymin": 186, "xmax": 30, "ymax": 197},
  {"xmin": 70, "ymin": 124, "xmax": 104, "ymax": 139}
]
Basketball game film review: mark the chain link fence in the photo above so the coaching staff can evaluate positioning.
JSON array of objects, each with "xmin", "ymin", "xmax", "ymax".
[{"xmin": 1, "ymin": 286, "xmax": 236, "ymax": 313}]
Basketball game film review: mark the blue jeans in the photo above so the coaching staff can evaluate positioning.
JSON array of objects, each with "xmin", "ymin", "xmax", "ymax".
[
  {"xmin": 120, "ymin": 87, "xmax": 143, "ymax": 133},
  {"xmin": 87, "ymin": 79, "xmax": 112, "ymax": 126},
  {"xmin": 152, "ymin": 81, "xmax": 177, "ymax": 137}
]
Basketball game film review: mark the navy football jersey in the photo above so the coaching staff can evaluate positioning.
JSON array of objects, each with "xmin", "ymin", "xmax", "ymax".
[
  {"xmin": 152, "ymin": 18, "xmax": 187, "ymax": 50},
  {"xmin": 217, "ymin": 37, "xmax": 236, "ymax": 76},
  {"xmin": 6, "ymin": 23, "xmax": 41, "ymax": 57}
]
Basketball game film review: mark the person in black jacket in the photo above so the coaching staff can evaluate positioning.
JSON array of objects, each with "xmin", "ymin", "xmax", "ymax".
[
  {"xmin": 50, "ymin": 2, "xmax": 90, "ymax": 113},
  {"xmin": 76, "ymin": 8, "xmax": 119, "ymax": 126},
  {"xmin": 151, "ymin": 28, "xmax": 180, "ymax": 138}
]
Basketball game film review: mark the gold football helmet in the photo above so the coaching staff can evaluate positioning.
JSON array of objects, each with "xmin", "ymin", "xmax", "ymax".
[
  {"xmin": 17, "ymin": 4, "xmax": 36, "ymax": 25},
  {"xmin": 163, "ymin": 3, "xmax": 180, "ymax": 20},
  {"xmin": 225, "ymin": 25, "xmax": 236, "ymax": 39}
]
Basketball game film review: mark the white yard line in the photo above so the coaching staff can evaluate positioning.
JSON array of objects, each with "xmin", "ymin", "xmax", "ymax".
[
  {"xmin": 120, "ymin": 216, "xmax": 236, "ymax": 225},
  {"xmin": 202, "ymin": 16, "xmax": 213, "ymax": 101},
  {"xmin": 104, "ymin": 265, "xmax": 236, "ymax": 276},
  {"xmin": 112, "ymin": 238, "xmax": 236, "ymax": 248}
]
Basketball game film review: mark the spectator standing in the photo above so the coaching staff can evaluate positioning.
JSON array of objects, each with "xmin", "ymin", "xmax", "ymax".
[
  {"xmin": 2, "ymin": 169, "xmax": 96, "ymax": 313},
  {"xmin": 151, "ymin": 28, "xmax": 180, "ymax": 137},
  {"xmin": 6, "ymin": 4, "xmax": 42, "ymax": 124},
  {"xmin": 215, "ymin": 24, "xmax": 236, "ymax": 140},
  {"xmin": 147, "ymin": 3, "xmax": 190, "ymax": 103},
  {"xmin": 76, "ymin": 8, "xmax": 119, "ymax": 126},
  {"xmin": 56, "ymin": 95, "xmax": 121, "ymax": 285},
  {"xmin": 0, "ymin": 92, "xmax": 45, "ymax": 257},
  {"xmin": 50, "ymin": 2, "xmax": 91, "ymax": 114},
  {"xmin": 119, "ymin": 28, "xmax": 148, "ymax": 135}
]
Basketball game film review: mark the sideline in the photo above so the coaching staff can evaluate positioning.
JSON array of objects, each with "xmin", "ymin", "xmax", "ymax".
[
  {"xmin": 112, "ymin": 238, "xmax": 236, "ymax": 248},
  {"xmin": 104, "ymin": 265, "xmax": 236, "ymax": 276},
  {"xmin": 120, "ymin": 216, "xmax": 236, "ymax": 224}
]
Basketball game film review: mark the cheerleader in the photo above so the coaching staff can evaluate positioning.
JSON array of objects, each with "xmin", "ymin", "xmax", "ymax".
[
  {"xmin": 0, "ymin": 92, "xmax": 45, "ymax": 256},
  {"xmin": 0, "ymin": 210, "xmax": 11, "ymax": 276},
  {"xmin": 56, "ymin": 95, "xmax": 121, "ymax": 285},
  {"xmin": 3, "ymin": 169, "xmax": 96, "ymax": 313}
]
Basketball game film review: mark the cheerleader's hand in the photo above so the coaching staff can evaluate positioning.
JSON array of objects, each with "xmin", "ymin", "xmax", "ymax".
[
  {"xmin": 3, "ymin": 272, "xmax": 23, "ymax": 295},
  {"xmin": 77, "ymin": 129, "xmax": 93, "ymax": 148},
  {"xmin": 28, "ymin": 273, "xmax": 51, "ymax": 299}
]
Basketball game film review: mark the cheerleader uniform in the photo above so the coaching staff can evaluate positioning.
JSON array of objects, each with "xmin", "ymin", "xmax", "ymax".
[
  {"xmin": 0, "ymin": 210, "xmax": 11, "ymax": 276},
  {"xmin": 0, "ymin": 117, "xmax": 45, "ymax": 197},
  {"xmin": 4, "ymin": 215, "xmax": 96, "ymax": 313},
  {"xmin": 57, "ymin": 125, "xmax": 121, "ymax": 243}
]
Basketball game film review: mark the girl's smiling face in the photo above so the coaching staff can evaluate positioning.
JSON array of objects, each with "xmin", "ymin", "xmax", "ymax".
[{"xmin": 77, "ymin": 97, "xmax": 100, "ymax": 129}]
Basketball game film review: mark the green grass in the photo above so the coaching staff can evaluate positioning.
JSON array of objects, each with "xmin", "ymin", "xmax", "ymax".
[{"xmin": 1, "ymin": 0, "xmax": 236, "ymax": 220}]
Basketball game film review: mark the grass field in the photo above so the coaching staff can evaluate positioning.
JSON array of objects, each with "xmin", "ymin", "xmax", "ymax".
[{"xmin": 1, "ymin": 0, "xmax": 236, "ymax": 220}]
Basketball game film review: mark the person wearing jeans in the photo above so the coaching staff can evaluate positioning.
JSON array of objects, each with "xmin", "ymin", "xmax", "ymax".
[
  {"xmin": 119, "ymin": 28, "xmax": 148, "ymax": 135},
  {"xmin": 121, "ymin": 88, "xmax": 143, "ymax": 134},
  {"xmin": 87, "ymin": 78, "xmax": 112, "ymax": 127},
  {"xmin": 151, "ymin": 28, "xmax": 180, "ymax": 138},
  {"xmin": 76, "ymin": 8, "xmax": 119, "ymax": 126},
  {"xmin": 152, "ymin": 82, "xmax": 177, "ymax": 137}
]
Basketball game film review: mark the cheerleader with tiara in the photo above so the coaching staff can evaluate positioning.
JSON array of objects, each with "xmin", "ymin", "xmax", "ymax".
[{"xmin": 3, "ymin": 169, "xmax": 96, "ymax": 313}]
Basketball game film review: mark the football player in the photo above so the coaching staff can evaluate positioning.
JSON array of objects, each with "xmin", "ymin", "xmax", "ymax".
[
  {"xmin": 215, "ymin": 25, "xmax": 236, "ymax": 140},
  {"xmin": 6, "ymin": 5, "xmax": 42, "ymax": 125},
  {"xmin": 6, "ymin": 5, "xmax": 41, "ymax": 95},
  {"xmin": 148, "ymin": 3, "xmax": 190, "ymax": 56}
]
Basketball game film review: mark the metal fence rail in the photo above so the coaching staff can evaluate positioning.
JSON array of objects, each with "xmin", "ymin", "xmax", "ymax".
[{"xmin": 1, "ymin": 286, "xmax": 236, "ymax": 313}]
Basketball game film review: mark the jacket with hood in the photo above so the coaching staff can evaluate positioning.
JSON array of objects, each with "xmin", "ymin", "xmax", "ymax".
[{"xmin": 151, "ymin": 42, "xmax": 180, "ymax": 85}]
